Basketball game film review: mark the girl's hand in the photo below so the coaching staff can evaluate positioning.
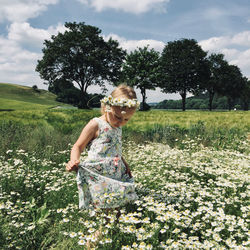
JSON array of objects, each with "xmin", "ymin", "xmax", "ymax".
[
  {"xmin": 122, "ymin": 156, "xmax": 133, "ymax": 178},
  {"xmin": 66, "ymin": 159, "xmax": 80, "ymax": 172},
  {"xmin": 125, "ymin": 166, "xmax": 133, "ymax": 178}
]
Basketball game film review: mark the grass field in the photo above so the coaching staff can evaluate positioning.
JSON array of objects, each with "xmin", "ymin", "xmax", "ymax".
[
  {"xmin": 0, "ymin": 83, "xmax": 72, "ymax": 110},
  {"xmin": 0, "ymin": 83, "xmax": 249, "ymax": 249}
]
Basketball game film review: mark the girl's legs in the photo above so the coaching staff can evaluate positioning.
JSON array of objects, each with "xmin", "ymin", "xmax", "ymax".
[
  {"xmin": 86, "ymin": 207, "xmax": 121, "ymax": 249},
  {"xmin": 115, "ymin": 207, "xmax": 121, "ymax": 222},
  {"xmin": 103, "ymin": 207, "xmax": 121, "ymax": 223}
]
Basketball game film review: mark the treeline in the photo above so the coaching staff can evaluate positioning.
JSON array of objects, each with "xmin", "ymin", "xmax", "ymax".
[
  {"xmin": 154, "ymin": 93, "xmax": 244, "ymax": 110},
  {"xmin": 36, "ymin": 22, "xmax": 250, "ymax": 111}
]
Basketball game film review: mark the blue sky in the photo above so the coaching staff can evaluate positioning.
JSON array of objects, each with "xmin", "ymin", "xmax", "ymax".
[{"xmin": 0, "ymin": 0, "xmax": 250, "ymax": 102}]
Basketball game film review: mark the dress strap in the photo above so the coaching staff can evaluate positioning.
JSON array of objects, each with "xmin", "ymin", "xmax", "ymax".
[
  {"xmin": 92, "ymin": 117, "xmax": 102, "ymax": 128},
  {"xmin": 93, "ymin": 117, "xmax": 114, "ymax": 129}
]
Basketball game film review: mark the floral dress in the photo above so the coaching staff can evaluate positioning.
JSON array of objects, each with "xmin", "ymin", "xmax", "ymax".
[{"xmin": 76, "ymin": 117, "xmax": 138, "ymax": 209}]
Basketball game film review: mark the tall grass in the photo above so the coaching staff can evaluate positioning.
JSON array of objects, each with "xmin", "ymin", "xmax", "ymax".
[{"xmin": 0, "ymin": 110, "xmax": 249, "ymax": 156}]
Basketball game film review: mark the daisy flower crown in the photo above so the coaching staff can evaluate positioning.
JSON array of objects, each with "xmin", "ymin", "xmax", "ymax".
[{"xmin": 101, "ymin": 95, "xmax": 140, "ymax": 109}]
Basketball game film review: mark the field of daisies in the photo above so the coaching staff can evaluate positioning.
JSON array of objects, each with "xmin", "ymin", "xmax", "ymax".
[{"xmin": 0, "ymin": 110, "xmax": 250, "ymax": 249}]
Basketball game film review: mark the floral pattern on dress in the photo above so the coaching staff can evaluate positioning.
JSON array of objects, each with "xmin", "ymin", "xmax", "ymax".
[{"xmin": 76, "ymin": 117, "xmax": 138, "ymax": 209}]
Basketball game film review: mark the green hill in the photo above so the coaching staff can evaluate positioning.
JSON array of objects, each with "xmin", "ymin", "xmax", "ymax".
[{"xmin": 0, "ymin": 83, "xmax": 72, "ymax": 110}]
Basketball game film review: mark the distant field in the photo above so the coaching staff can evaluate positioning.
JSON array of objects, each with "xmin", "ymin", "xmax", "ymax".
[
  {"xmin": 0, "ymin": 82, "xmax": 72, "ymax": 110},
  {"xmin": 127, "ymin": 109, "xmax": 250, "ymax": 131},
  {"xmin": 1, "ymin": 109, "xmax": 249, "ymax": 131}
]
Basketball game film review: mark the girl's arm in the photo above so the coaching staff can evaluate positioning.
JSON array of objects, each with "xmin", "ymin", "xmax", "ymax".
[
  {"xmin": 66, "ymin": 119, "xmax": 99, "ymax": 172},
  {"xmin": 121, "ymin": 156, "xmax": 132, "ymax": 178}
]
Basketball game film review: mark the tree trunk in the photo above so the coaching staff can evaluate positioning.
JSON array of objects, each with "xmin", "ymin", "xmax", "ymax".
[
  {"xmin": 227, "ymin": 97, "xmax": 233, "ymax": 111},
  {"xmin": 208, "ymin": 91, "xmax": 215, "ymax": 111},
  {"xmin": 141, "ymin": 88, "xmax": 146, "ymax": 111},
  {"xmin": 78, "ymin": 82, "xmax": 89, "ymax": 109},
  {"xmin": 242, "ymin": 100, "xmax": 249, "ymax": 111},
  {"xmin": 180, "ymin": 90, "xmax": 186, "ymax": 111}
]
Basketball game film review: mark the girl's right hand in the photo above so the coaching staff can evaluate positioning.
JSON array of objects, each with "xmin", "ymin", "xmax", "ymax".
[{"xmin": 66, "ymin": 159, "xmax": 80, "ymax": 172}]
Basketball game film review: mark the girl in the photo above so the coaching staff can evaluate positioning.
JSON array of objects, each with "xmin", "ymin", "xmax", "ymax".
[{"xmin": 66, "ymin": 84, "xmax": 139, "ymax": 246}]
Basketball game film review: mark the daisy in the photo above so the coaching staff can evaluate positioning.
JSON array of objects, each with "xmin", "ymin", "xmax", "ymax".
[
  {"xmin": 78, "ymin": 239, "xmax": 86, "ymax": 245},
  {"xmin": 69, "ymin": 232, "xmax": 77, "ymax": 238}
]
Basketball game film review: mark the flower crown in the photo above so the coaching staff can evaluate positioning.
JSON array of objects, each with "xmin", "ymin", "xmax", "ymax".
[{"xmin": 101, "ymin": 95, "xmax": 140, "ymax": 109}]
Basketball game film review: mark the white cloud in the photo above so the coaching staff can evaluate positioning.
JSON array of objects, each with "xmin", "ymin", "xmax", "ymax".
[
  {"xmin": 0, "ymin": 22, "xmax": 66, "ymax": 87},
  {"xmin": 199, "ymin": 31, "xmax": 250, "ymax": 51},
  {"xmin": 199, "ymin": 36, "xmax": 230, "ymax": 52},
  {"xmin": 104, "ymin": 33, "xmax": 165, "ymax": 52},
  {"xmin": 0, "ymin": 35, "xmax": 42, "ymax": 86},
  {"xmin": 0, "ymin": 0, "xmax": 59, "ymax": 23},
  {"xmin": 8, "ymin": 22, "xmax": 66, "ymax": 49},
  {"xmin": 220, "ymin": 48, "xmax": 239, "ymax": 61},
  {"xmin": 229, "ymin": 49, "xmax": 250, "ymax": 76},
  {"xmin": 77, "ymin": 0, "xmax": 170, "ymax": 14},
  {"xmin": 231, "ymin": 31, "xmax": 250, "ymax": 46},
  {"xmin": 199, "ymin": 30, "xmax": 250, "ymax": 78}
]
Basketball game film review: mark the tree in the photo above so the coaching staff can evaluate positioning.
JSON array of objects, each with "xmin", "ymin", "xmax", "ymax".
[
  {"xmin": 32, "ymin": 85, "xmax": 40, "ymax": 93},
  {"xmin": 121, "ymin": 46, "xmax": 162, "ymax": 110},
  {"xmin": 48, "ymin": 78, "xmax": 74, "ymax": 95},
  {"xmin": 239, "ymin": 77, "xmax": 250, "ymax": 111},
  {"xmin": 36, "ymin": 22, "xmax": 126, "ymax": 108},
  {"xmin": 205, "ymin": 53, "xmax": 229, "ymax": 111},
  {"xmin": 217, "ymin": 64, "xmax": 245, "ymax": 110},
  {"xmin": 161, "ymin": 39, "xmax": 209, "ymax": 111}
]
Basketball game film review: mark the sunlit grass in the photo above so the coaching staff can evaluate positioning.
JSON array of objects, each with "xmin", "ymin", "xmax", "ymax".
[
  {"xmin": 127, "ymin": 110, "xmax": 250, "ymax": 131},
  {"xmin": 0, "ymin": 82, "xmax": 72, "ymax": 110}
]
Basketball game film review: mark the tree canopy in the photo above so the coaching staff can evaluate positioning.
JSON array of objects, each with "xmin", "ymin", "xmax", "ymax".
[
  {"xmin": 205, "ymin": 53, "xmax": 229, "ymax": 111},
  {"xmin": 216, "ymin": 64, "xmax": 245, "ymax": 110},
  {"xmin": 121, "ymin": 46, "xmax": 162, "ymax": 110},
  {"xmin": 161, "ymin": 39, "xmax": 209, "ymax": 111},
  {"xmin": 36, "ymin": 22, "xmax": 126, "ymax": 108}
]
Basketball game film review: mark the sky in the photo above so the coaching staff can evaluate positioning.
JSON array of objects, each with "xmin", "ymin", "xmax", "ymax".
[{"xmin": 0, "ymin": 0, "xmax": 250, "ymax": 102}]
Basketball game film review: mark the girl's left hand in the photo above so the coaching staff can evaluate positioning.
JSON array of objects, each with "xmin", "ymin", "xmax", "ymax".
[
  {"xmin": 125, "ymin": 166, "xmax": 133, "ymax": 178},
  {"xmin": 66, "ymin": 159, "xmax": 80, "ymax": 172},
  {"xmin": 122, "ymin": 156, "xmax": 133, "ymax": 178}
]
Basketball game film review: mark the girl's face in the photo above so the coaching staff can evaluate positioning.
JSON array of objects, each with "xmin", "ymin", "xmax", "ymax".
[{"xmin": 106, "ymin": 106, "xmax": 135, "ymax": 128}]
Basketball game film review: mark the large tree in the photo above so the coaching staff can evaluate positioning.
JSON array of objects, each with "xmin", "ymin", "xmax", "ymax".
[
  {"xmin": 36, "ymin": 22, "xmax": 126, "ymax": 108},
  {"xmin": 217, "ymin": 64, "xmax": 245, "ymax": 110},
  {"xmin": 240, "ymin": 77, "xmax": 250, "ymax": 111},
  {"xmin": 161, "ymin": 39, "xmax": 209, "ymax": 111},
  {"xmin": 121, "ymin": 46, "xmax": 162, "ymax": 110},
  {"xmin": 205, "ymin": 53, "xmax": 229, "ymax": 111}
]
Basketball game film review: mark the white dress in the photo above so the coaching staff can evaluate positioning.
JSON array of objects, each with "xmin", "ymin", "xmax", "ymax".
[{"xmin": 76, "ymin": 117, "xmax": 138, "ymax": 209}]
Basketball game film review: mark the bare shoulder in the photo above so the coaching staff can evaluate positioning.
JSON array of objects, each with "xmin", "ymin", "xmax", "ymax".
[
  {"xmin": 74, "ymin": 118, "xmax": 99, "ymax": 150},
  {"xmin": 83, "ymin": 118, "xmax": 99, "ymax": 133}
]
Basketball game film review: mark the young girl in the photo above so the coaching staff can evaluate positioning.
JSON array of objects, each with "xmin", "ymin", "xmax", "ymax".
[{"xmin": 66, "ymin": 84, "xmax": 139, "ymax": 221}]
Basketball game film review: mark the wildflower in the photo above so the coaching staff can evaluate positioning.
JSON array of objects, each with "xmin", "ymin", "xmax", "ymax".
[
  {"xmin": 69, "ymin": 232, "xmax": 77, "ymax": 238},
  {"xmin": 213, "ymin": 233, "xmax": 221, "ymax": 242},
  {"xmin": 146, "ymin": 244, "xmax": 153, "ymax": 250},
  {"xmin": 142, "ymin": 217, "xmax": 150, "ymax": 223},
  {"xmin": 138, "ymin": 242, "xmax": 146, "ymax": 249},
  {"xmin": 27, "ymin": 225, "xmax": 35, "ymax": 231},
  {"xmin": 132, "ymin": 242, "xmax": 138, "ymax": 248},
  {"xmin": 79, "ymin": 233, "xmax": 85, "ymax": 239},
  {"xmin": 78, "ymin": 239, "xmax": 86, "ymax": 245},
  {"xmin": 172, "ymin": 228, "xmax": 180, "ymax": 234},
  {"xmin": 105, "ymin": 238, "xmax": 112, "ymax": 243},
  {"xmin": 122, "ymin": 246, "xmax": 131, "ymax": 250}
]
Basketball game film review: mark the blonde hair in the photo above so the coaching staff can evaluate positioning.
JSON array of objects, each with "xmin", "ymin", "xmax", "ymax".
[{"xmin": 101, "ymin": 84, "xmax": 137, "ymax": 114}]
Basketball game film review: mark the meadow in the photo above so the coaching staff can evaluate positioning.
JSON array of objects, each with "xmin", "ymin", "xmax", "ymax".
[{"xmin": 0, "ymin": 99, "xmax": 250, "ymax": 249}]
